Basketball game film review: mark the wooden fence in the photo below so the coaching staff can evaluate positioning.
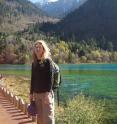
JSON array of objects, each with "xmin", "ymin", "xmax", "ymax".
[{"xmin": 0, "ymin": 84, "xmax": 36, "ymax": 122}]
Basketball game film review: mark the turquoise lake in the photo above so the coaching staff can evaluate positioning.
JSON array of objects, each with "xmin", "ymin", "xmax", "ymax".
[
  {"xmin": 0, "ymin": 64, "xmax": 117, "ymax": 100},
  {"xmin": 60, "ymin": 64, "xmax": 117, "ymax": 101}
]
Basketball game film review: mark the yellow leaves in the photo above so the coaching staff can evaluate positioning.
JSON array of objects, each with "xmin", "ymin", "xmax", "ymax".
[
  {"xmin": 91, "ymin": 50, "xmax": 101, "ymax": 58},
  {"xmin": 53, "ymin": 48, "xmax": 59, "ymax": 55},
  {"xmin": 52, "ymin": 41, "xmax": 70, "ymax": 63}
]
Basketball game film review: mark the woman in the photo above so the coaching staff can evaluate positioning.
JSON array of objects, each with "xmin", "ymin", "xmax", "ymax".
[{"xmin": 30, "ymin": 40, "xmax": 55, "ymax": 124}]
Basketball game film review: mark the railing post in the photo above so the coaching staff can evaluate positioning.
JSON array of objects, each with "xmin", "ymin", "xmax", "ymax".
[
  {"xmin": 25, "ymin": 103, "xmax": 29, "ymax": 115},
  {"xmin": 10, "ymin": 93, "xmax": 14, "ymax": 103}
]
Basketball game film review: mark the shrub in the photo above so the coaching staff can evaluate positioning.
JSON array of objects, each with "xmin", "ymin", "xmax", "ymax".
[{"xmin": 55, "ymin": 94, "xmax": 106, "ymax": 124}]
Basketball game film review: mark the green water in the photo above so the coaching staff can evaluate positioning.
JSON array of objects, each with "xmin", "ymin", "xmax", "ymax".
[
  {"xmin": 0, "ymin": 64, "xmax": 117, "ymax": 123},
  {"xmin": 0, "ymin": 64, "xmax": 117, "ymax": 99},
  {"xmin": 0, "ymin": 64, "xmax": 117, "ymax": 100},
  {"xmin": 61, "ymin": 70, "xmax": 117, "ymax": 100}
]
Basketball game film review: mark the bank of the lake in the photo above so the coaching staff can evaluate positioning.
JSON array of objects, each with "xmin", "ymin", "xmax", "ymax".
[{"xmin": 0, "ymin": 64, "xmax": 117, "ymax": 124}]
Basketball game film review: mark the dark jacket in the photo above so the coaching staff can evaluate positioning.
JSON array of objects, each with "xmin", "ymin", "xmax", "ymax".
[{"xmin": 30, "ymin": 59, "xmax": 52, "ymax": 94}]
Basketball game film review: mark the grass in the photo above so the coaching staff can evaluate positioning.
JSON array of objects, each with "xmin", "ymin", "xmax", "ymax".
[
  {"xmin": 1, "ymin": 75, "xmax": 30, "ymax": 102},
  {"xmin": 55, "ymin": 94, "xmax": 106, "ymax": 124}
]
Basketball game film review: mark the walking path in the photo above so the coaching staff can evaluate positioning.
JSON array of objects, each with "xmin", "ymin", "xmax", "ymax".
[{"xmin": 0, "ymin": 92, "xmax": 35, "ymax": 124}]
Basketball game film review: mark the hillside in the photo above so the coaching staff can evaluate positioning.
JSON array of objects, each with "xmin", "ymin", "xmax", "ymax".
[
  {"xmin": 59, "ymin": 0, "xmax": 117, "ymax": 50},
  {"xmin": 40, "ymin": 0, "xmax": 117, "ymax": 50},
  {"xmin": 0, "ymin": 0, "xmax": 57, "ymax": 32}
]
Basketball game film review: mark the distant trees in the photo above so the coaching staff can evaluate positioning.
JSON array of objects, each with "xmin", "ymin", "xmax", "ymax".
[
  {"xmin": 50, "ymin": 39, "xmax": 117, "ymax": 64},
  {"xmin": 0, "ymin": 33, "xmax": 6, "ymax": 54},
  {"xmin": 50, "ymin": 41, "xmax": 78, "ymax": 63},
  {"xmin": 0, "ymin": 33, "xmax": 32, "ymax": 64},
  {"xmin": 0, "ymin": 32, "xmax": 117, "ymax": 64}
]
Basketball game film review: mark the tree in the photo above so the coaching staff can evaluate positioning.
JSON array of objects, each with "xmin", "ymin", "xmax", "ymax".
[{"xmin": 105, "ymin": 41, "xmax": 113, "ymax": 51}]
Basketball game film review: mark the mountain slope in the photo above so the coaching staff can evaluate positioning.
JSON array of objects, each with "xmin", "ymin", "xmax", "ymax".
[
  {"xmin": 35, "ymin": 0, "xmax": 88, "ymax": 18},
  {"xmin": 0, "ymin": 0, "xmax": 55, "ymax": 32},
  {"xmin": 42, "ymin": 0, "xmax": 117, "ymax": 50}
]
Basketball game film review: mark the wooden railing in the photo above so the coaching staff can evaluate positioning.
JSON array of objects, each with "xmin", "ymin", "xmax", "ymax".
[{"xmin": 0, "ymin": 84, "xmax": 36, "ymax": 122}]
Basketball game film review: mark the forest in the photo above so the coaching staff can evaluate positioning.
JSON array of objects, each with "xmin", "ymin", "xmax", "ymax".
[{"xmin": 0, "ymin": 31, "xmax": 117, "ymax": 64}]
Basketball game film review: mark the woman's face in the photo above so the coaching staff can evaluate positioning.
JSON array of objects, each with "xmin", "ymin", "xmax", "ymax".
[{"xmin": 34, "ymin": 43, "xmax": 44, "ymax": 59}]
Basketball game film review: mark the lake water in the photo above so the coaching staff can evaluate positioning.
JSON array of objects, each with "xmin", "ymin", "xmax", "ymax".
[
  {"xmin": 60, "ymin": 64, "xmax": 117, "ymax": 101},
  {"xmin": 0, "ymin": 64, "xmax": 117, "ymax": 100}
]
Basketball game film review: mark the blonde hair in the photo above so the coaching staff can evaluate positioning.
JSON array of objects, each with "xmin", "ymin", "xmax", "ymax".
[{"xmin": 32, "ymin": 40, "xmax": 51, "ymax": 62}]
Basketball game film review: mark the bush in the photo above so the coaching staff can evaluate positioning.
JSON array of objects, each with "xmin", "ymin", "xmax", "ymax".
[{"xmin": 55, "ymin": 94, "xmax": 106, "ymax": 124}]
